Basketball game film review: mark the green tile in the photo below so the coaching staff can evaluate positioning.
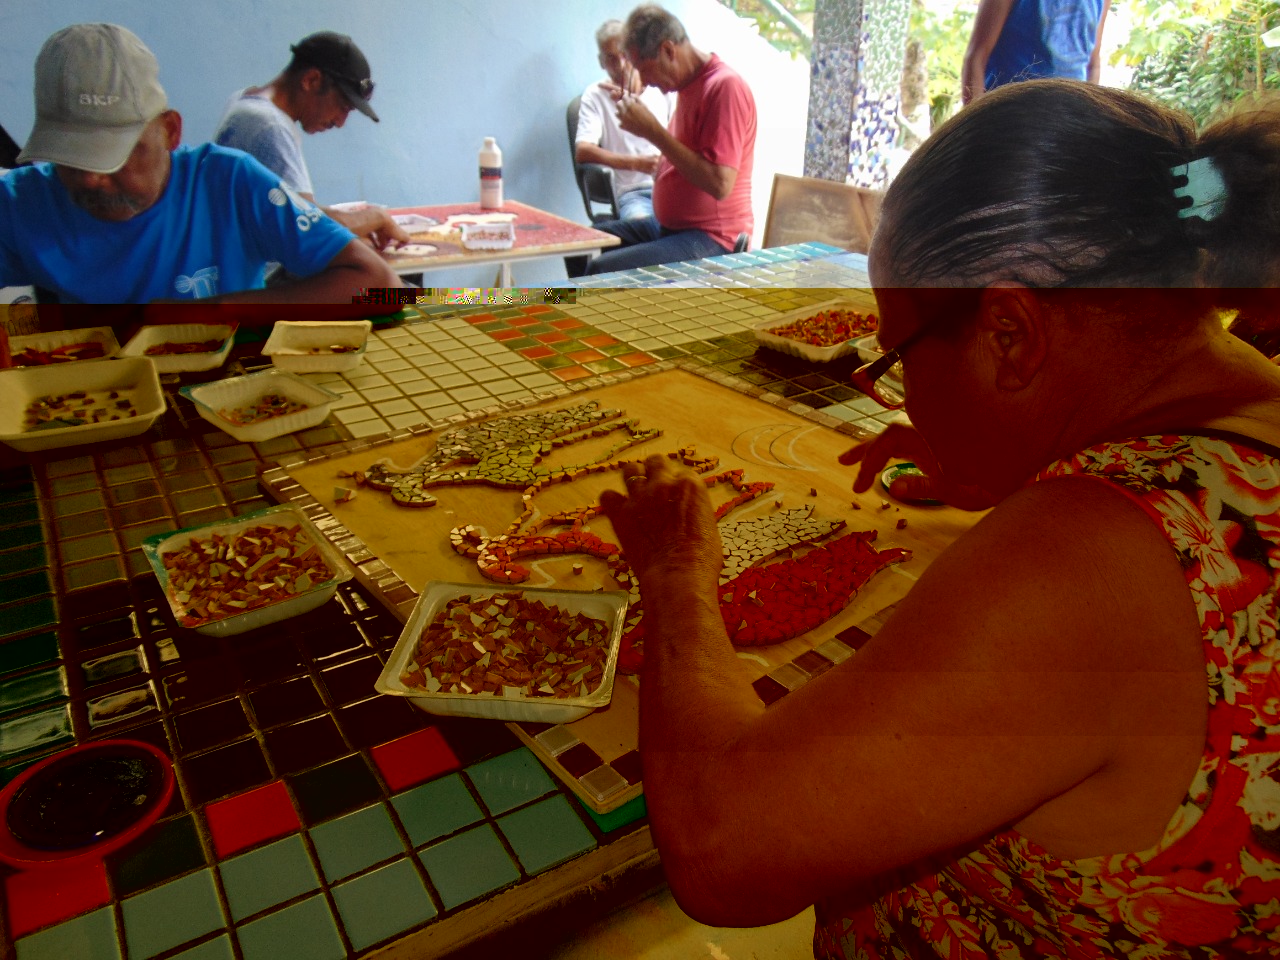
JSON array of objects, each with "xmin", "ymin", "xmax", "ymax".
[
  {"xmin": 0, "ymin": 500, "xmax": 40, "ymax": 527},
  {"xmin": 0, "ymin": 570, "xmax": 52, "ymax": 605},
  {"xmin": 49, "ymin": 473, "xmax": 100, "ymax": 496},
  {"xmin": 122, "ymin": 869, "xmax": 223, "ymax": 959},
  {"xmin": 111, "ymin": 816, "xmax": 207, "ymax": 896},
  {"xmin": 0, "ymin": 544, "xmax": 46, "ymax": 577},
  {"xmin": 60, "ymin": 533, "xmax": 118, "ymax": 563},
  {"xmin": 534, "ymin": 354, "xmax": 574, "ymax": 371},
  {"xmin": 220, "ymin": 835, "xmax": 319, "ymax": 921},
  {"xmin": 309, "ymin": 803, "xmax": 404, "ymax": 881},
  {"xmin": 418, "ymin": 824, "xmax": 519, "ymax": 911},
  {"xmin": 0, "ymin": 667, "xmax": 65, "ymax": 712},
  {"xmin": 391, "ymin": 773, "xmax": 483, "ymax": 848},
  {"xmin": 63, "ymin": 556, "xmax": 126, "ymax": 592},
  {"xmin": 236, "ymin": 894, "xmax": 344, "ymax": 960},
  {"xmin": 497, "ymin": 794, "xmax": 596, "ymax": 875},
  {"xmin": 169, "ymin": 936, "xmax": 234, "ymax": 960},
  {"xmin": 0, "ymin": 703, "xmax": 72, "ymax": 759},
  {"xmin": 2, "ymin": 593, "xmax": 58, "ymax": 640},
  {"xmin": 577, "ymin": 792, "xmax": 647, "ymax": 834},
  {"xmin": 331, "ymin": 858, "xmax": 437, "ymax": 951},
  {"xmin": 51, "ymin": 490, "xmax": 106, "ymax": 518},
  {"xmin": 0, "ymin": 631, "xmax": 59, "ymax": 674},
  {"xmin": 0, "ymin": 523, "xmax": 43, "ymax": 551},
  {"xmin": 466, "ymin": 748, "xmax": 555, "ymax": 815},
  {"xmin": 15, "ymin": 906, "xmax": 120, "ymax": 960}
]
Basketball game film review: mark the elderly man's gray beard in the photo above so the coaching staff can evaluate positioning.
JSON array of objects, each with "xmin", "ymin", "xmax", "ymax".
[{"xmin": 70, "ymin": 189, "xmax": 148, "ymax": 219}]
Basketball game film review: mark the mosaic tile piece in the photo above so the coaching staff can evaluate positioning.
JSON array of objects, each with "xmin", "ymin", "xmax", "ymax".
[
  {"xmin": 109, "ymin": 814, "xmax": 206, "ymax": 897},
  {"xmin": 5, "ymin": 857, "xmax": 111, "ymax": 939},
  {"xmin": 418, "ymin": 823, "xmax": 519, "ymax": 911},
  {"xmin": 289, "ymin": 753, "xmax": 382, "ymax": 826},
  {"xmin": 204, "ymin": 781, "xmax": 301, "ymax": 858},
  {"xmin": 168, "ymin": 935, "xmax": 235, "ymax": 960},
  {"xmin": 466, "ymin": 747, "xmax": 556, "ymax": 816},
  {"xmin": 235, "ymin": 894, "xmax": 344, "ymax": 960},
  {"xmin": 331, "ymin": 858, "xmax": 437, "ymax": 951},
  {"xmin": 392, "ymin": 772, "xmax": 484, "ymax": 848},
  {"xmin": 14, "ymin": 906, "xmax": 119, "ymax": 960},
  {"xmin": 369, "ymin": 726, "xmax": 459, "ymax": 792},
  {"xmin": 498, "ymin": 794, "xmax": 597, "ymax": 875},
  {"xmin": 219, "ymin": 835, "xmax": 319, "ymax": 922},
  {"xmin": 121, "ymin": 868, "xmax": 223, "ymax": 959},
  {"xmin": 309, "ymin": 802, "xmax": 405, "ymax": 882}
]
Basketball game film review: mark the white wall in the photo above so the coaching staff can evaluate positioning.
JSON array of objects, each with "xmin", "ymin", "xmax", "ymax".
[{"xmin": 0, "ymin": 0, "xmax": 809, "ymax": 284}]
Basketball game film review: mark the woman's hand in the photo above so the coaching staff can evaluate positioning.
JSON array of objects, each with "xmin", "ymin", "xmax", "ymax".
[
  {"xmin": 840, "ymin": 423, "xmax": 998, "ymax": 511},
  {"xmin": 599, "ymin": 454, "xmax": 724, "ymax": 590}
]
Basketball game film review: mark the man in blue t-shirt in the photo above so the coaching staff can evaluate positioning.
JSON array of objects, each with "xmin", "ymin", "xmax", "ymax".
[
  {"xmin": 0, "ymin": 23, "xmax": 401, "ymax": 305},
  {"xmin": 962, "ymin": 0, "xmax": 1111, "ymax": 104}
]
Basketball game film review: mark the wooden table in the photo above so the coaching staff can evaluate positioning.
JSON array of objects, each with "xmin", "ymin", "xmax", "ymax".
[{"xmin": 383, "ymin": 200, "xmax": 620, "ymax": 286}]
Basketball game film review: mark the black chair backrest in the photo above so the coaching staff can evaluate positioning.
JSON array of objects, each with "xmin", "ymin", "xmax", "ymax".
[
  {"xmin": 0, "ymin": 123, "xmax": 23, "ymax": 169},
  {"xmin": 566, "ymin": 95, "xmax": 618, "ymax": 223}
]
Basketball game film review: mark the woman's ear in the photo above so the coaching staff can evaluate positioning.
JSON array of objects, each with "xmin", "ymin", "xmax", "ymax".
[{"xmin": 978, "ymin": 281, "xmax": 1049, "ymax": 391}]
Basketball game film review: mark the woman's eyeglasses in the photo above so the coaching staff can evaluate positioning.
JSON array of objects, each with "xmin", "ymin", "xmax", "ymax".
[{"xmin": 848, "ymin": 324, "xmax": 929, "ymax": 410}]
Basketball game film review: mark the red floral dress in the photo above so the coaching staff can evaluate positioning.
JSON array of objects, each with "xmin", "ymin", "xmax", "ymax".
[{"xmin": 815, "ymin": 435, "xmax": 1280, "ymax": 959}]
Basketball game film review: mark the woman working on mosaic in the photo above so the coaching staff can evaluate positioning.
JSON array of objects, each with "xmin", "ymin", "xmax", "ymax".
[{"xmin": 601, "ymin": 80, "xmax": 1280, "ymax": 957}]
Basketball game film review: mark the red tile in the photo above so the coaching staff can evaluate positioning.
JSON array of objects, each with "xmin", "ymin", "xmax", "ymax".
[
  {"xmin": 580, "ymin": 334, "xmax": 619, "ymax": 348},
  {"xmin": 508, "ymin": 316, "xmax": 541, "ymax": 327},
  {"xmin": 463, "ymin": 313, "xmax": 498, "ymax": 325},
  {"xmin": 521, "ymin": 304, "xmax": 555, "ymax": 315},
  {"xmin": 533, "ymin": 331, "xmax": 570, "ymax": 345},
  {"xmin": 203, "ymin": 780, "xmax": 300, "ymax": 857},
  {"xmin": 617, "ymin": 353, "xmax": 657, "ymax": 368},
  {"xmin": 566, "ymin": 349, "xmax": 605, "ymax": 364},
  {"xmin": 5, "ymin": 858, "xmax": 110, "ymax": 938},
  {"xmin": 371, "ymin": 727, "xmax": 460, "ymax": 792},
  {"xmin": 518, "ymin": 345, "xmax": 556, "ymax": 360},
  {"xmin": 490, "ymin": 329, "xmax": 525, "ymax": 342},
  {"xmin": 552, "ymin": 366, "xmax": 593, "ymax": 382},
  {"xmin": 549, "ymin": 317, "xmax": 584, "ymax": 330}
]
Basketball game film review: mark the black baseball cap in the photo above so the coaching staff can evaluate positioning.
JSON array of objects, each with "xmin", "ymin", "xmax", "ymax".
[{"xmin": 289, "ymin": 31, "xmax": 378, "ymax": 122}]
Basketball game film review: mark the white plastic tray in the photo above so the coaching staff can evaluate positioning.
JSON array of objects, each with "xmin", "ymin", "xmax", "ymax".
[
  {"xmin": 142, "ymin": 504, "xmax": 352, "ymax": 637},
  {"xmin": 5, "ymin": 327, "xmax": 120, "ymax": 369},
  {"xmin": 460, "ymin": 221, "xmax": 515, "ymax": 250},
  {"xmin": 262, "ymin": 320, "xmax": 371, "ymax": 373},
  {"xmin": 377, "ymin": 581, "xmax": 629, "ymax": 723},
  {"xmin": 0, "ymin": 358, "xmax": 165, "ymax": 452},
  {"xmin": 752, "ymin": 298, "xmax": 880, "ymax": 363},
  {"xmin": 180, "ymin": 369, "xmax": 341, "ymax": 443},
  {"xmin": 118, "ymin": 324, "xmax": 236, "ymax": 374}
]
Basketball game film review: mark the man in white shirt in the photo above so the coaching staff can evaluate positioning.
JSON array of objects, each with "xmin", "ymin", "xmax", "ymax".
[{"xmin": 575, "ymin": 19, "xmax": 673, "ymax": 220}]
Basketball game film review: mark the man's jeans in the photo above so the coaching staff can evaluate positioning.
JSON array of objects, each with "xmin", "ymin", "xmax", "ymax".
[
  {"xmin": 584, "ymin": 216, "xmax": 729, "ymax": 276},
  {"xmin": 615, "ymin": 187, "xmax": 654, "ymax": 221}
]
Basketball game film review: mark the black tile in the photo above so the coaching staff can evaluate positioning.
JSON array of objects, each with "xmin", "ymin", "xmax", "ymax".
[
  {"xmin": 90, "ymin": 718, "xmax": 172, "ymax": 757},
  {"xmin": 249, "ymin": 678, "xmax": 325, "ymax": 728},
  {"xmin": 181, "ymin": 738, "xmax": 271, "ymax": 805},
  {"xmin": 108, "ymin": 814, "xmax": 205, "ymax": 896},
  {"xmin": 161, "ymin": 660, "xmax": 239, "ymax": 710},
  {"xmin": 237, "ymin": 641, "xmax": 305, "ymax": 688},
  {"xmin": 319, "ymin": 657, "xmax": 383, "ymax": 706},
  {"xmin": 336, "ymin": 695, "xmax": 423, "ymax": 749},
  {"xmin": 752, "ymin": 675, "xmax": 789, "ymax": 706},
  {"xmin": 432, "ymin": 716, "xmax": 520, "ymax": 766},
  {"xmin": 108, "ymin": 479, "xmax": 162, "ymax": 505},
  {"xmin": 612, "ymin": 750, "xmax": 643, "ymax": 786},
  {"xmin": 175, "ymin": 698, "xmax": 250, "ymax": 754},
  {"xmin": 289, "ymin": 754, "xmax": 381, "ymax": 826},
  {"xmin": 62, "ymin": 585, "xmax": 134, "ymax": 626},
  {"xmin": 264, "ymin": 715, "xmax": 348, "ymax": 775},
  {"xmin": 558, "ymin": 742, "xmax": 604, "ymax": 779},
  {"xmin": 835, "ymin": 625, "xmax": 873, "ymax": 651}
]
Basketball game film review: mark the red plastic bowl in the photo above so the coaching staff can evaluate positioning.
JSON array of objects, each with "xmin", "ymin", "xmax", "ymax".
[{"xmin": 0, "ymin": 739, "xmax": 174, "ymax": 868}]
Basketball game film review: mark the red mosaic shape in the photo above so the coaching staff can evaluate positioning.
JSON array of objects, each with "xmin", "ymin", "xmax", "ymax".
[
  {"xmin": 5, "ymin": 857, "xmax": 111, "ymax": 938},
  {"xmin": 549, "ymin": 317, "xmax": 584, "ymax": 330},
  {"xmin": 533, "ymin": 331, "xmax": 570, "ymax": 345},
  {"xmin": 204, "ymin": 780, "xmax": 301, "ymax": 858},
  {"xmin": 566, "ymin": 349, "xmax": 605, "ymax": 364},
  {"xmin": 552, "ymin": 366, "xmax": 593, "ymax": 382},
  {"xmin": 371, "ymin": 727, "xmax": 460, "ymax": 792},
  {"xmin": 464, "ymin": 313, "xmax": 498, "ymax": 325},
  {"xmin": 616, "ymin": 352, "xmax": 656, "ymax": 368},
  {"xmin": 518, "ymin": 345, "xmax": 556, "ymax": 360}
]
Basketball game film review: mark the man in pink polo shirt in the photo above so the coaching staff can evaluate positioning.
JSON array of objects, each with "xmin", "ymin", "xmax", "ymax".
[{"xmin": 582, "ymin": 3, "xmax": 756, "ymax": 276}]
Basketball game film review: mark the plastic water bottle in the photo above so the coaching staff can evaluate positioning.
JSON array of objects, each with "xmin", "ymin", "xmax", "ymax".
[{"xmin": 479, "ymin": 137, "xmax": 503, "ymax": 210}]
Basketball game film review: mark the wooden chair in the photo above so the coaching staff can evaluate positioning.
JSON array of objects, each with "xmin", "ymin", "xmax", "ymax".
[{"xmin": 761, "ymin": 173, "xmax": 884, "ymax": 253}]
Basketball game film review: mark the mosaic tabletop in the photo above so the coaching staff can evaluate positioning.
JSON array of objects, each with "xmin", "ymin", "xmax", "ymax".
[{"xmin": 0, "ymin": 245, "xmax": 910, "ymax": 960}]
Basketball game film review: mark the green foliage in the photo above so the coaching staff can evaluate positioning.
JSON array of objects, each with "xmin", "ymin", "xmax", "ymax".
[
  {"xmin": 1121, "ymin": 0, "xmax": 1280, "ymax": 125},
  {"xmin": 909, "ymin": 0, "xmax": 977, "ymax": 126},
  {"xmin": 717, "ymin": 0, "xmax": 815, "ymax": 59}
]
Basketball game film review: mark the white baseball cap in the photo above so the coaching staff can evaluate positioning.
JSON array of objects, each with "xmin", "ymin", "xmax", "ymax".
[{"xmin": 18, "ymin": 23, "xmax": 169, "ymax": 174}]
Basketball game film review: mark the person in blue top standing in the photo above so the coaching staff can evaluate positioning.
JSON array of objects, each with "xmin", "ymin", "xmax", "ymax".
[
  {"xmin": 962, "ymin": 0, "xmax": 1111, "ymax": 104},
  {"xmin": 0, "ymin": 23, "xmax": 401, "ymax": 305}
]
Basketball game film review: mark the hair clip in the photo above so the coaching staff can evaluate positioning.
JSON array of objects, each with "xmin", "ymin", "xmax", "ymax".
[{"xmin": 1171, "ymin": 157, "xmax": 1227, "ymax": 221}]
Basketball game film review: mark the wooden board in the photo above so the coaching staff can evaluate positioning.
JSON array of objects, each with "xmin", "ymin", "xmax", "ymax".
[{"xmin": 274, "ymin": 366, "xmax": 981, "ymax": 812}]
